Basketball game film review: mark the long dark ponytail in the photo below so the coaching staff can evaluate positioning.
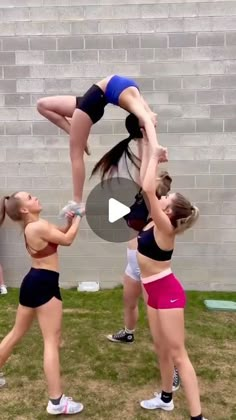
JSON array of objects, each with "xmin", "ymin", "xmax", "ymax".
[{"xmin": 91, "ymin": 114, "xmax": 143, "ymax": 182}]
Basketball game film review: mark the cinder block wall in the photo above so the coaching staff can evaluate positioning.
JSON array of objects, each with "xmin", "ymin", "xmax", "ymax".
[{"xmin": 0, "ymin": 0, "xmax": 236, "ymax": 290}]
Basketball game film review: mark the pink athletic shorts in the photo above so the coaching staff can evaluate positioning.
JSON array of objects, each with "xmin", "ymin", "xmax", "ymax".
[{"xmin": 142, "ymin": 268, "xmax": 186, "ymax": 310}]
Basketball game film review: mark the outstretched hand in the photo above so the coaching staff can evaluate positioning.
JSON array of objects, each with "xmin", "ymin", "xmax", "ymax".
[
  {"xmin": 153, "ymin": 145, "xmax": 168, "ymax": 163},
  {"xmin": 65, "ymin": 207, "xmax": 86, "ymax": 224},
  {"xmin": 65, "ymin": 210, "xmax": 76, "ymax": 224}
]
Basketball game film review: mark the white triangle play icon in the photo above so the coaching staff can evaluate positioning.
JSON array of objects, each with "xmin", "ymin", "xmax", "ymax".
[{"xmin": 108, "ymin": 198, "xmax": 130, "ymax": 223}]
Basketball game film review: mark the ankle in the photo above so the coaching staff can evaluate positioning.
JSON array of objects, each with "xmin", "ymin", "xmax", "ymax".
[
  {"xmin": 50, "ymin": 394, "xmax": 63, "ymax": 405},
  {"xmin": 125, "ymin": 326, "xmax": 135, "ymax": 334},
  {"xmin": 190, "ymin": 414, "xmax": 203, "ymax": 420},
  {"xmin": 161, "ymin": 390, "xmax": 173, "ymax": 403}
]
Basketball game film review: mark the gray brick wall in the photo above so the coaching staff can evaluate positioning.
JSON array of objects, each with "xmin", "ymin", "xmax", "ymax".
[{"xmin": 0, "ymin": 0, "xmax": 236, "ymax": 291}]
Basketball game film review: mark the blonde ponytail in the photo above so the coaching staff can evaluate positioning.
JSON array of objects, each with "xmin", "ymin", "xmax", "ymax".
[
  {"xmin": 175, "ymin": 205, "xmax": 200, "ymax": 234},
  {"xmin": 169, "ymin": 193, "xmax": 200, "ymax": 234},
  {"xmin": 0, "ymin": 193, "xmax": 22, "ymax": 225}
]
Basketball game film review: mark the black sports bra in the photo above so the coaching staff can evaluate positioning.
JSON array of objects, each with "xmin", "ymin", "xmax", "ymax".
[
  {"xmin": 123, "ymin": 189, "xmax": 149, "ymax": 231},
  {"xmin": 137, "ymin": 225, "xmax": 173, "ymax": 261}
]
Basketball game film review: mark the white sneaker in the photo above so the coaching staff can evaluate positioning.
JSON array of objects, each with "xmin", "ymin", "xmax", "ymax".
[
  {"xmin": 0, "ymin": 374, "xmax": 6, "ymax": 388},
  {"xmin": 0, "ymin": 285, "xmax": 7, "ymax": 295},
  {"xmin": 140, "ymin": 393, "xmax": 174, "ymax": 411},
  {"xmin": 59, "ymin": 201, "xmax": 85, "ymax": 218},
  {"xmin": 46, "ymin": 395, "xmax": 84, "ymax": 415}
]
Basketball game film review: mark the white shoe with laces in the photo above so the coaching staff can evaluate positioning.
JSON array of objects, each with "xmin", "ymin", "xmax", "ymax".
[
  {"xmin": 140, "ymin": 392, "xmax": 174, "ymax": 411},
  {"xmin": 153, "ymin": 367, "xmax": 180, "ymax": 396},
  {"xmin": 0, "ymin": 285, "xmax": 7, "ymax": 295},
  {"xmin": 46, "ymin": 395, "xmax": 84, "ymax": 415},
  {"xmin": 0, "ymin": 372, "xmax": 6, "ymax": 388}
]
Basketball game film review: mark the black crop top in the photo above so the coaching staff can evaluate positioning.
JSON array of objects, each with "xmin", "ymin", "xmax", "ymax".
[{"xmin": 137, "ymin": 225, "xmax": 173, "ymax": 261}]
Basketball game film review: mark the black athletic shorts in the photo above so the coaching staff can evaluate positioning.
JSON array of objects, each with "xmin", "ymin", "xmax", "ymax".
[
  {"xmin": 19, "ymin": 268, "xmax": 62, "ymax": 308},
  {"xmin": 76, "ymin": 84, "xmax": 108, "ymax": 124}
]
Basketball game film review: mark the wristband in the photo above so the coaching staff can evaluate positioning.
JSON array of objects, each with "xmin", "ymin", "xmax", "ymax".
[{"xmin": 75, "ymin": 209, "xmax": 83, "ymax": 218}]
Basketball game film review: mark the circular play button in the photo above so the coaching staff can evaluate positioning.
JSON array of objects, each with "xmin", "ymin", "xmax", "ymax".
[{"xmin": 85, "ymin": 177, "xmax": 144, "ymax": 243}]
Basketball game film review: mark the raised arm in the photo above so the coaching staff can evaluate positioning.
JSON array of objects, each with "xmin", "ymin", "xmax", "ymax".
[
  {"xmin": 141, "ymin": 137, "xmax": 172, "ymax": 235},
  {"xmin": 139, "ymin": 129, "xmax": 150, "ymax": 185},
  {"xmin": 125, "ymin": 99, "xmax": 167, "ymax": 161},
  {"xmin": 140, "ymin": 96, "xmax": 157, "ymax": 126},
  {"xmin": 132, "ymin": 138, "xmax": 143, "ymax": 185}
]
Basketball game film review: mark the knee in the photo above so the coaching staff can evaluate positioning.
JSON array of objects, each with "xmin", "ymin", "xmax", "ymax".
[
  {"xmin": 8, "ymin": 327, "xmax": 23, "ymax": 345},
  {"xmin": 55, "ymin": 329, "xmax": 62, "ymax": 346},
  {"xmin": 123, "ymin": 294, "xmax": 138, "ymax": 311},
  {"xmin": 170, "ymin": 347, "xmax": 186, "ymax": 367},
  {"xmin": 70, "ymin": 146, "xmax": 84, "ymax": 161},
  {"xmin": 69, "ymin": 130, "xmax": 86, "ymax": 156},
  {"xmin": 37, "ymin": 97, "xmax": 47, "ymax": 114},
  {"xmin": 44, "ymin": 329, "xmax": 62, "ymax": 347},
  {"xmin": 56, "ymin": 328, "xmax": 62, "ymax": 341}
]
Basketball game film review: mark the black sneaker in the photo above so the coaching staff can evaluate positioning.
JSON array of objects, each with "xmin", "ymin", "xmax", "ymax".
[
  {"xmin": 172, "ymin": 367, "xmax": 180, "ymax": 391},
  {"xmin": 153, "ymin": 367, "xmax": 180, "ymax": 399},
  {"xmin": 106, "ymin": 329, "xmax": 134, "ymax": 343}
]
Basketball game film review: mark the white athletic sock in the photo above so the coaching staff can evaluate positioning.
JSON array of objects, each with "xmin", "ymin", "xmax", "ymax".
[{"xmin": 125, "ymin": 326, "xmax": 135, "ymax": 334}]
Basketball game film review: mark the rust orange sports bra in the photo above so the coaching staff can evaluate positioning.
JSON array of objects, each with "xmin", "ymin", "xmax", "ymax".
[{"xmin": 24, "ymin": 222, "xmax": 58, "ymax": 259}]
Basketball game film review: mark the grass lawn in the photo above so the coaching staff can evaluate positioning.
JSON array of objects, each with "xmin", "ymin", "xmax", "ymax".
[{"xmin": 0, "ymin": 288, "xmax": 236, "ymax": 420}]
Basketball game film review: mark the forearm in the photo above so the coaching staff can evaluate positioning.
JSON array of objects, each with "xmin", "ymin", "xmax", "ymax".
[
  {"xmin": 58, "ymin": 224, "xmax": 71, "ymax": 233},
  {"xmin": 144, "ymin": 119, "xmax": 159, "ymax": 149},
  {"xmin": 141, "ymin": 96, "xmax": 153, "ymax": 115},
  {"xmin": 139, "ymin": 142, "xmax": 150, "ymax": 185},
  {"xmin": 64, "ymin": 217, "xmax": 82, "ymax": 245},
  {"xmin": 142, "ymin": 152, "xmax": 158, "ymax": 193},
  {"xmin": 133, "ymin": 141, "xmax": 143, "ymax": 185}
]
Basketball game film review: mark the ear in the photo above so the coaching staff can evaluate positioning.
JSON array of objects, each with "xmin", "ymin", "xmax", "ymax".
[
  {"xmin": 165, "ymin": 206, "xmax": 172, "ymax": 216},
  {"xmin": 20, "ymin": 207, "xmax": 29, "ymax": 215}
]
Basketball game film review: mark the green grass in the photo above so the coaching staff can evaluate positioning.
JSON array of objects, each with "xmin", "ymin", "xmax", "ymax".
[{"xmin": 0, "ymin": 288, "xmax": 236, "ymax": 420}]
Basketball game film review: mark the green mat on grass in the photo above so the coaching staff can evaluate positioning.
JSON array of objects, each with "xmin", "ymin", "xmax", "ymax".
[{"xmin": 204, "ymin": 300, "xmax": 236, "ymax": 312}]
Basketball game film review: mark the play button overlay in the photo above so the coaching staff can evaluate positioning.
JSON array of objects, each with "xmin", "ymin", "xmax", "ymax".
[
  {"xmin": 86, "ymin": 177, "xmax": 141, "ymax": 243},
  {"xmin": 108, "ymin": 198, "xmax": 130, "ymax": 223}
]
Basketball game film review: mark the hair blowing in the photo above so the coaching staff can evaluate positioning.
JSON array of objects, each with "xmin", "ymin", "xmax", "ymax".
[
  {"xmin": 168, "ymin": 193, "xmax": 199, "ymax": 234},
  {"xmin": 0, "ymin": 193, "xmax": 22, "ymax": 226},
  {"xmin": 91, "ymin": 113, "xmax": 142, "ymax": 181}
]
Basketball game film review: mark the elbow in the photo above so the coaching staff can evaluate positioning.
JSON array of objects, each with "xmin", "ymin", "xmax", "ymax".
[
  {"xmin": 142, "ymin": 182, "xmax": 152, "ymax": 194},
  {"xmin": 142, "ymin": 180, "xmax": 155, "ymax": 195},
  {"xmin": 62, "ymin": 236, "xmax": 73, "ymax": 246},
  {"xmin": 141, "ymin": 179, "xmax": 147, "ymax": 191}
]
